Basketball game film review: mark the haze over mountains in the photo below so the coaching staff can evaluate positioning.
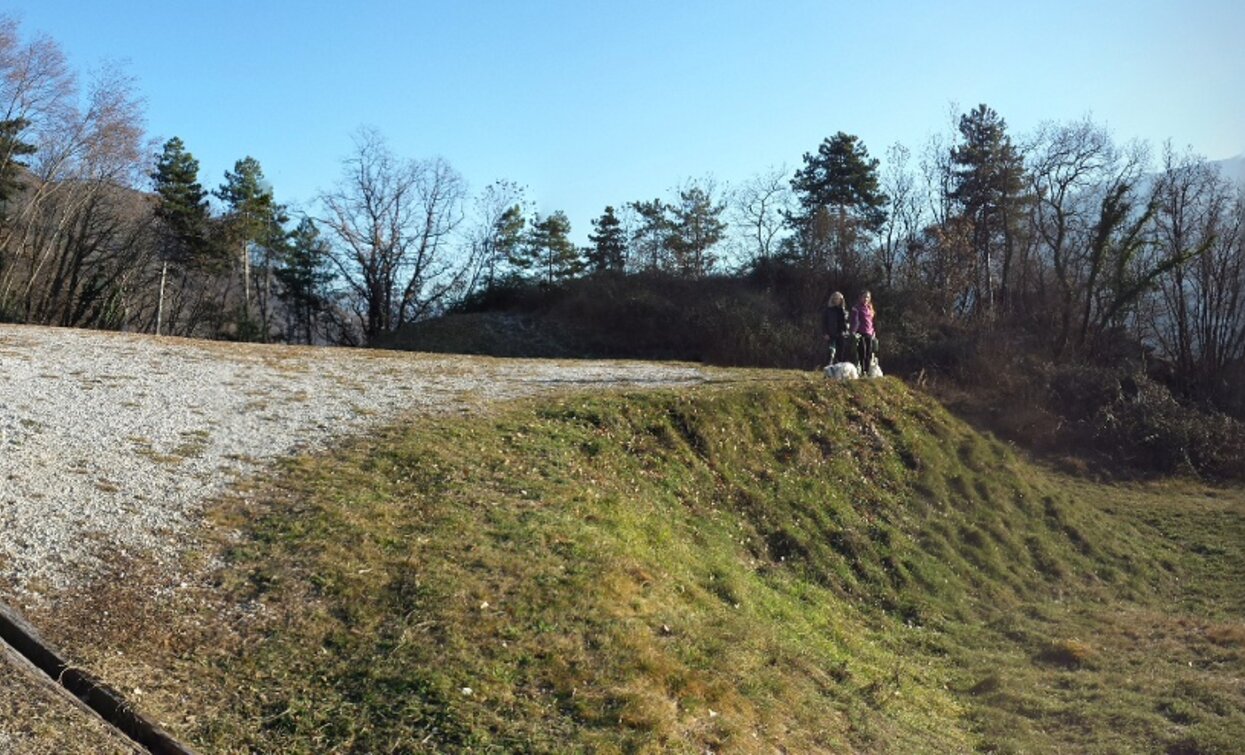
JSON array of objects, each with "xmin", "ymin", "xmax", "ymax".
[{"xmin": 1218, "ymin": 153, "xmax": 1245, "ymax": 187}]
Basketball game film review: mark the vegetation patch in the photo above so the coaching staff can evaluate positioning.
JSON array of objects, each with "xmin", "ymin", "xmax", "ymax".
[{"xmin": 44, "ymin": 376, "xmax": 1245, "ymax": 753}]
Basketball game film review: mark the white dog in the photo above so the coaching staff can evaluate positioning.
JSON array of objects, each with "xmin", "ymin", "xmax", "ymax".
[
  {"xmin": 868, "ymin": 356, "xmax": 884, "ymax": 378},
  {"xmin": 824, "ymin": 362, "xmax": 860, "ymax": 381}
]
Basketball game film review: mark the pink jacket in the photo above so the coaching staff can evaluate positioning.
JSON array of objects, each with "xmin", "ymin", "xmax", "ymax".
[{"xmin": 850, "ymin": 305, "xmax": 875, "ymax": 337}]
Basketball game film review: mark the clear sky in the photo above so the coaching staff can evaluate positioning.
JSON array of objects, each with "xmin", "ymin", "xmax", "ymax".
[{"xmin": 5, "ymin": 0, "xmax": 1243, "ymax": 242}]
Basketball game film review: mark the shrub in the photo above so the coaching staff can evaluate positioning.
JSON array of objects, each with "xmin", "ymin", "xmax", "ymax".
[
  {"xmin": 1039, "ymin": 364, "xmax": 1245, "ymax": 479},
  {"xmin": 1036, "ymin": 639, "xmax": 1094, "ymax": 668}
]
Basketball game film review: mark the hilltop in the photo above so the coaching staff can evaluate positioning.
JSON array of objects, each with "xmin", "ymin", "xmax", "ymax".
[{"xmin": 379, "ymin": 268, "xmax": 1245, "ymax": 484}]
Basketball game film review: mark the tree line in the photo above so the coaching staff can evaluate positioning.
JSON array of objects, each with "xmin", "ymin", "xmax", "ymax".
[{"xmin": 1, "ymin": 16, "xmax": 1241, "ymax": 405}]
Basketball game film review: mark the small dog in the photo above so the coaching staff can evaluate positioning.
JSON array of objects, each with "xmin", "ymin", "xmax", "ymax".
[
  {"xmin": 824, "ymin": 361, "xmax": 860, "ymax": 381},
  {"xmin": 868, "ymin": 356, "xmax": 883, "ymax": 378}
]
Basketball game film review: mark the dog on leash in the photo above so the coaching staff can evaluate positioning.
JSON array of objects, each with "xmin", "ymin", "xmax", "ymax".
[
  {"xmin": 823, "ymin": 361, "xmax": 860, "ymax": 381},
  {"xmin": 868, "ymin": 356, "xmax": 883, "ymax": 378}
]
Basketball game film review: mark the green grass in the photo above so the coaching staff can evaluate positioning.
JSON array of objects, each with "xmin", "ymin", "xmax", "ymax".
[{"xmin": 74, "ymin": 375, "xmax": 1244, "ymax": 753}]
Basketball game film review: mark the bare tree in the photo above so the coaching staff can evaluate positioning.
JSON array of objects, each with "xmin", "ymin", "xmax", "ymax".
[
  {"xmin": 918, "ymin": 105, "xmax": 962, "ymax": 230},
  {"xmin": 729, "ymin": 164, "xmax": 792, "ymax": 265},
  {"xmin": 0, "ymin": 53, "xmax": 156, "ymax": 330},
  {"xmin": 1146, "ymin": 145, "xmax": 1242, "ymax": 386},
  {"xmin": 1027, "ymin": 118, "xmax": 1120, "ymax": 350},
  {"xmin": 1025, "ymin": 119, "xmax": 1158, "ymax": 354},
  {"xmin": 0, "ymin": 15, "xmax": 76, "ymax": 305},
  {"xmin": 912, "ymin": 127, "xmax": 970, "ymax": 310},
  {"xmin": 1188, "ymin": 188, "xmax": 1245, "ymax": 380},
  {"xmin": 909, "ymin": 215, "xmax": 977, "ymax": 317},
  {"xmin": 0, "ymin": 16, "xmax": 75, "ymax": 174},
  {"xmin": 461, "ymin": 179, "xmax": 527, "ymax": 295},
  {"xmin": 318, "ymin": 127, "xmax": 468, "ymax": 343},
  {"xmin": 878, "ymin": 143, "xmax": 923, "ymax": 287}
]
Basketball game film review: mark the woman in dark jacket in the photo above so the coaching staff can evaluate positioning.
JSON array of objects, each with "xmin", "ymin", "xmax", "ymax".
[{"xmin": 822, "ymin": 291, "xmax": 850, "ymax": 365}]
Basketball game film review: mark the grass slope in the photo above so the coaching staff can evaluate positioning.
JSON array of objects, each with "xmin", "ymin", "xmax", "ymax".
[{"xmin": 56, "ymin": 375, "xmax": 1245, "ymax": 753}]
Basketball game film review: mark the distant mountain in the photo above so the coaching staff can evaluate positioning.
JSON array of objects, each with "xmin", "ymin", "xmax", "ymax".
[
  {"xmin": 1132, "ymin": 154, "xmax": 1245, "ymax": 199},
  {"xmin": 1213, "ymin": 154, "xmax": 1245, "ymax": 189}
]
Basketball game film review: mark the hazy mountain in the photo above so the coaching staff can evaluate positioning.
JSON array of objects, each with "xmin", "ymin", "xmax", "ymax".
[{"xmin": 1214, "ymin": 154, "xmax": 1245, "ymax": 189}]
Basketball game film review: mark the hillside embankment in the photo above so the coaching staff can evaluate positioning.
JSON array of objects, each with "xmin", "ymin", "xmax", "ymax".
[{"xmin": 6, "ymin": 363, "xmax": 1239, "ymax": 753}]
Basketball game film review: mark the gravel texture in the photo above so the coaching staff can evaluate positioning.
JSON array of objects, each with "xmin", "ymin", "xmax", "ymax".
[{"xmin": 0, "ymin": 324, "xmax": 705, "ymax": 605}]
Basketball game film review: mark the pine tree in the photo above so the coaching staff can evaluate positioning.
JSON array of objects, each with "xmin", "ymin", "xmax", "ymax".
[
  {"xmin": 151, "ymin": 137, "xmax": 215, "ymax": 268},
  {"xmin": 216, "ymin": 156, "xmax": 281, "ymax": 250},
  {"xmin": 520, "ymin": 211, "xmax": 582, "ymax": 285},
  {"xmin": 215, "ymin": 156, "xmax": 285, "ymax": 333},
  {"xmin": 667, "ymin": 186, "xmax": 726, "ymax": 277},
  {"xmin": 276, "ymin": 217, "xmax": 335, "ymax": 344},
  {"xmin": 0, "ymin": 117, "xmax": 36, "ymax": 214},
  {"xmin": 789, "ymin": 132, "xmax": 888, "ymax": 269},
  {"xmin": 150, "ymin": 137, "xmax": 220, "ymax": 335},
  {"xmin": 586, "ymin": 205, "xmax": 627, "ymax": 273},
  {"xmin": 492, "ymin": 204, "xmax": 527, "ymax": 280},
  {"xmin": 949, "ymin": 104, "xmax": 1028, "ymax": 313},
  {"xmin": 628, "ymin": 199, "xmax": 671, "ymax": 272}
]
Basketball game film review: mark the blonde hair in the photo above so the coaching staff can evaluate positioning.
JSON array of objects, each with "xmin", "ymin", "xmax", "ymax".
[{"xmin": 829, "ymin": 291, "xmax": 844, "ymax": 306}]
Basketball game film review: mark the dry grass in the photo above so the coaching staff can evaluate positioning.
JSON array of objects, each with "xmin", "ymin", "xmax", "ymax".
[{"xmin": 0, "ymin": 650, "xmax": 141, "ymax": 754}]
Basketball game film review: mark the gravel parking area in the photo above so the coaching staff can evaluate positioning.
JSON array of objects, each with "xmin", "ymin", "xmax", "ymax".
[{"xmin": 0, "ymin": 324, "xmax": 705, "ymax": 606}]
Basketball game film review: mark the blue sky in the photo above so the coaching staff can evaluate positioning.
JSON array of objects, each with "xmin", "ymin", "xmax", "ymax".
[{"xmin": 5, "ymin": 1, "xmax": 1243, "ymax": 242}]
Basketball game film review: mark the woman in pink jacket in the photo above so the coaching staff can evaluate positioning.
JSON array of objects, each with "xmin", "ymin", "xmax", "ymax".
[{"xmin": 850, "ymin": 290, "xmax": 877, "ymax": 372}]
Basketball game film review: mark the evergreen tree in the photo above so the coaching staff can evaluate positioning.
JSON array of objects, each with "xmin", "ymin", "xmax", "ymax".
[
  {"xmin": 276, "ymin": 217, "xmax": 335, "ymax": 344},
  {"xmin": 492, "ymin": 204, "xmax": 527, "ymax": 280},
  {"xmin": 151, "ymin": 137, "xmax": 215, "ymax": 268},
  {"xmin": 215, "ymin": 156, "xmax": 285, "ymax": 334},
  {"xmin": 628, "ymin": 198, "xmax": 672, "ymax": 272},
  {"xmin": 586, "ymin": 205, "xmax": 627, "ymax": 273},
  {"xmin": 216, "ymin": 156, "xmax": 281, "ymax": 248},
  {"xmin": 0, "ymin": 117, "xmax": 36, "ymax": 214},
  {"xmin": 949, "ymin": 104, "xmax": 1028, "ymax": 313},
  {"xmin": 150, "ymin": 137, "xmax": 219, "ymax": 336},
  {"xmin": 789, "ymin": 132, "xmax": 888, "ymax": 269},
  {"xmin": 667, "ymin": 186, "xmax": 726, "ymax": 277},
  {"xmin": 519, "ymin": 211, "xmax": 582, "ymax": 285}
]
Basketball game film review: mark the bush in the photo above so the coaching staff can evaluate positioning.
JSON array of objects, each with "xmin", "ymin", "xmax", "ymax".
[
  {"xmin": 401, "ymin": 270, "xmax": 829, "ymax": 368},
  {"xmin": 1042, "ymin": 364, "xmax": 1245, "ymax": 479}
]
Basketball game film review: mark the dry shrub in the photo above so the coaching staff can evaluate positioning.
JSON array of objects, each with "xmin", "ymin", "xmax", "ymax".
[
  {"xmin": 1088, "ymin": 374, "xmax": 1245, "ymax": 479},
  {"xmin": 1205, "ymin": 624, "xmax": 1245, "ymax": 647},
  {"xmin": 433, "ymin": 271, "xmax": 825, "ymax": 368},
  {"xmin": 1036, "ymin": 639, "xmax": 1094, "ymax": 668},
  {"xmin": 1026, "ymin": 362, "xmax": 1245, "ymax": 480}
]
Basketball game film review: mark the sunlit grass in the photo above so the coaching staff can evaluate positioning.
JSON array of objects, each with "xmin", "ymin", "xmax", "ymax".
[{"xmin": 56, "ymin": 375, "xmax": 1245, "ymax": 753}]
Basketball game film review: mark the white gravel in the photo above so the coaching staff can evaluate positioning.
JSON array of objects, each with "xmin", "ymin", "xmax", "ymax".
[{"xmin": 0, "ymin": 324, "xmax": 705, "ymax": 603}]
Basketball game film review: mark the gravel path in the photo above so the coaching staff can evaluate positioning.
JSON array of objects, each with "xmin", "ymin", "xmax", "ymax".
[{"xmin": 0, "ymin": 324, "xmax": 705, "ymax": 605}]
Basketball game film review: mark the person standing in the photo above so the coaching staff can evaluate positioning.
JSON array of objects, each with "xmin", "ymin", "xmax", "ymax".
[
  {"xmin": 850, "ymin": 290, "xmax": 877, "ymax": 372},
  {"xmin": 822, "ymin": 291, "xmax": 850, "ymax": 365}
]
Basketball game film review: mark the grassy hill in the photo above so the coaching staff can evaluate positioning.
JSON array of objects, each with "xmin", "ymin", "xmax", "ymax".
[
  {"xmin": 378, "ymin": 271, "xmax": 1245, "ymax": 483},
  {"xmin": 47, "ymin": 374, "xmax": 1245, "ymax": 753}
]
